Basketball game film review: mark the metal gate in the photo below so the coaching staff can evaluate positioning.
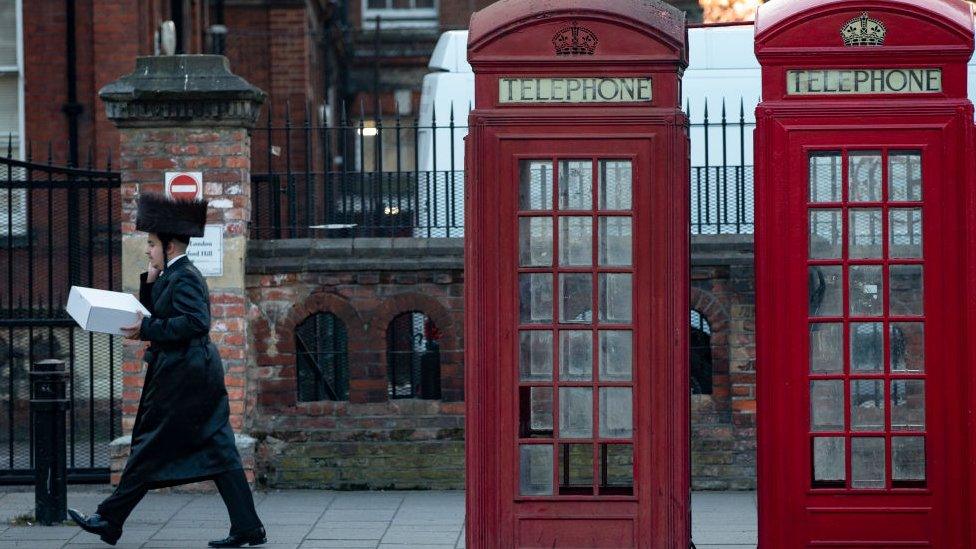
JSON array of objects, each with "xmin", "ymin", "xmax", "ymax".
[{"xmin": 0, "ymin": 147, "xmax": 122, "ymax": 484}]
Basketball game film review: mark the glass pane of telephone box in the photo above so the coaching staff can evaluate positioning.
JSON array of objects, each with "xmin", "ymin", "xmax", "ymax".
[
  {"xmin": 520, "ymin": 331, "xmax": 553, "ymax": 381},
  {"xmin": 892, "ymin": 436, "xmax": 926, "ymax": 485},
  {"xmin": 560, "ymin": 274, "xmax": 593, "ymax": 324},
  {"xmin": 850, "ymin": 322, "xmax": 883, "ymax": 373},
  {"xmin": 559, "ymin": 160, "xmax": 593, "ymax": 210},
  {"xmin": 599, "ymin": 331, "xmax": 632, "ymax": 381},
  {"xmin": 889, "ymin": 152, "xmax": 922, "ymax": 202},
  {"xmin": 599, "ymin": 274, "xmax": 632, "ymax": 323},
  {"xmin": 850, "ymin": 265, "xmax": 884, "ymax": 317},
  {"xmin": 809, "ymin": 266, "xmax": 843, "ymax": 317},
  {"xmin": 810, "ymin": 380, "xmax": 845, "ymax": 432},
  {"xmin": 812, "ymin": 437, "xmax": 846, "ymax": 487},
  {"xmin": 849, "ymin": 209, "xmax": 883, "ymax": 259},
  {"xmin": 560, "ymin": 217, "xmax": 593, "ymax": 266},
  {"xmin": 520, "ymin": 274, "xmax": 553, "ymax": 323},
  {"xmin": 810, "ymin": 323, "xmax": 843, "ymax": 373},
  {"xmin": 849, "ymin": 151, "xmax": 882, "ymax": 202},
  {"xmin": 520, "ymin": 387, "xmax": 553, "ymax": 438},
  {"xmin": 520, "ymin": 160, "xmax": 553, "ymax": 211},
  {"xmin": 559, "ymin": 331, "xmax": 592, "ymax": 381},
  {"xmin": 599, "ymin": 160, "xmax": 632, "ymax": 210},
  {"xmin": 601, "ymin": 444, "xmax": 634, "ymax": 495},
  {"xmin": 599, "ymin": 217, "xmax": 632, "ymax": 266},
  {"xmin": 852, "ymin": 437, "xmax": 886, "ymax": 489},
  {"xmin": 520, "ymin": 217, "xmax": 553, "ymax": 267},
  {"xmin": 810, "ymin": 209, "xmax": 843, "ymax": 259},
  {"xmin": 559, "ymin": 444, "xmax": 594, "ymax": 495},
  {"xmin": 599, "ymin": 387, "xmax": 633, "ymax": 439},
  {"xmin": 559, "ymin": 387, "xmax": 593, "ymax": 439},
  {"xmin": 851, "ymin": 380, "xmax": 885, "ymax": 432},
  {"xmin": 889, "ymin": 208, "xmax": 923, "ymax": 259},
  {"xmin": 890, "ymin": 323, "xmax": 924, "ymax": 372},
  {"xmin": 890, "ymin": 265, "xmax": 924, "ymax": 317},
  {"xmin": 809, "ymin": 153, "xmax": 842, "ymax": 203},
  {"xmin": 891, "ymin": 380, "xmax": 925, "ymax": 431},
  {"xmin": 520, "ymin": 445, "xmax": 554, "ymax": 496}
]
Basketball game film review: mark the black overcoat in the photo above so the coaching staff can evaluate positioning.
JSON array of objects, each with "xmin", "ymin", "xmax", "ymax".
[{"xmin": 121, "ymin": 256, "xmax": 240, "ymax": 487}]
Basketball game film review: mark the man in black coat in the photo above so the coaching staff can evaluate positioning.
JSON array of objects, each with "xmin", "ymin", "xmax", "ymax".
[{"xmin": 69, "ymin": 194, "xmax": 266, "ymax": 548}]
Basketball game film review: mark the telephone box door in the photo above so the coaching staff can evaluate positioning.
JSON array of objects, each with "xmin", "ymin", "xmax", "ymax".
[
  {"xmin": 758, "ymin": 124, "xmax": 970, "ymax": 546},
  {"xmin": 499, "ymin": 136, "xmax": 669, "ymax": 546}
]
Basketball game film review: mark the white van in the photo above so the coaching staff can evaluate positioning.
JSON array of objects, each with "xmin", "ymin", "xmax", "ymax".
[
  {"xmin": 416, "ymin": 26, "xmax": 976, "ymax": 236},
  {"xmin": 415, "ymin": 30, "xmax": 472, "ymax": 238}
]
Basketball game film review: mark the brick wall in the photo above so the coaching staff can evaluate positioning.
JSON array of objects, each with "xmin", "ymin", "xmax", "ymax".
[
  {"xmin": 689, "ymin": 258, "xmax": 755, "ymax": 488},
  {"xmin": 689, "ymin": 236, "xmax": 756, "ymax": 489},
  {"xmin": 439, "ymin": 0, "xmax": 494, "ymax": 29},
  {"xmin": 22, "ymin": 0, "xmax": 148, "ymax": 164},
  {"xmin": 245, "ymin": 236, "xmax": 758, "ymax": 490},
  {"xmin": 246, "ymin": 238, "xmax": 465, "ymax": 489}
]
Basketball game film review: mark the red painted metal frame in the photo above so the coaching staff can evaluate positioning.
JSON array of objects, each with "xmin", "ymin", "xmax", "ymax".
[
  {"xmin": 755, "ymin": 1, "xmax": 975, "ymax": 546},
  {"xmin": 464, "ymin": 1, "xmax": 689, "ymax": 546}
]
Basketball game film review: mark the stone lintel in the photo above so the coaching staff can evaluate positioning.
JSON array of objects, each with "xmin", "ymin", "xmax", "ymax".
[{"xmin": 248, "ymin": 236, "xmax": 755, "ymax": 271}]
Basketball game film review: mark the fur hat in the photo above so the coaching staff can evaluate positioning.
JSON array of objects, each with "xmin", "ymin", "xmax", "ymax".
[{"xmin": 136, "ymin": 193, "xmax": 208, "ymax": 238}]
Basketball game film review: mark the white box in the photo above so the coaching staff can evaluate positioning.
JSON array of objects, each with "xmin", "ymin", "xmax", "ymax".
[{"xmin": 66, "ymin": 286, "xmax": 152, "ymax": 336}]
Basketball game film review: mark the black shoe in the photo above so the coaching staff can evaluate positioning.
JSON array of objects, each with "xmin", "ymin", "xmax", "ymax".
[
  {"xmin": 67, "ymin": 508, "xmax": 122, "ymax": 546},
  {"xmin": 208, "ymin": 526, "xmax": 267, "ymax": 547}
]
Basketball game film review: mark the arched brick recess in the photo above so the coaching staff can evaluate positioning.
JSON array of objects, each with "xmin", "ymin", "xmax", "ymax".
[
  {"xmin": 689, "ymin": 286, "xmax": 738, "ymax": 489},
  {"xmin": 256, "ymin": 292, "xmax": 365, "ymax": 412},
  {"xmin": 691, "ymin": 287, "xmax": 731, "ymax": 407},
  {"xmin": 363, "ymin": 292, "xmax": 463, "ymax": 403}
]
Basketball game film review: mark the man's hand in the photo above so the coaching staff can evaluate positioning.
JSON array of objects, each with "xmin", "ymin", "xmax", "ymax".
[
  {"xmin": 146, "ymin": 261, "xmax": 161, "ymax": 283},
  {"xmin": 121, "ymin": 312, "xmax": 144, "ymax": 340}
]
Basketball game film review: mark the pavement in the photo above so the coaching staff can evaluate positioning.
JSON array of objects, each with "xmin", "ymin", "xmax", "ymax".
[{"xmin": 0, "ymin": 488, "xmax": 757, "ymax": 548}]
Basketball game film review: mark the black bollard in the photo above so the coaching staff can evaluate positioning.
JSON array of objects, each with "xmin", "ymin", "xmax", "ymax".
[{"xmin": 30, "ymin": 359, "xmax": 70, "ymax": 525}]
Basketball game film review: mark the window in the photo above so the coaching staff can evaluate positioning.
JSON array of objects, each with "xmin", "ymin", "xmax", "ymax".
[
  {"xmin": 0, "ymin": 0, "xmax": 24, "ymax": 238},
  {"xmin": 517, "ymin": 158, "xmax": 635, "ymax": 498},
  {"xmin": 0, "ymin": 0, "xmax": 21, "ymax": 154},
  {"xmin": 690, "ymin": 310, "xmax": 713, "ymax": 395},
  {"xmin": 386, "ymin": 311, "xmax": 441, "ymax": 399},
  {"xmin": 363, "ymin": 0, "xmax": 437, "ymax": 29},
  {"xmin": 295, "ymin": 312, "xmax": 349, "ymax": 401},
  {"xmin": 808, "ymin": 150, "xmax": 926, "ymax": 490}
]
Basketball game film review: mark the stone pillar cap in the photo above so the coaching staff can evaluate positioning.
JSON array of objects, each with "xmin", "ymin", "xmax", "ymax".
[{"xmin": 100, "ymin": 55, "xmax": 267, "ymax": 128}]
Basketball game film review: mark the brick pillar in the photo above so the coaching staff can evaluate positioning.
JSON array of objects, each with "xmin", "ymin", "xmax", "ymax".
[{"xmin": 99, "ymin": 55, "xmax": 266, "ymax": 486}]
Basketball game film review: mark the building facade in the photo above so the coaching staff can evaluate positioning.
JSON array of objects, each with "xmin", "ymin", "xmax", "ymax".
[{"xmin": 1, "ymin": 0, "xmax": 753, "ymax": 490}]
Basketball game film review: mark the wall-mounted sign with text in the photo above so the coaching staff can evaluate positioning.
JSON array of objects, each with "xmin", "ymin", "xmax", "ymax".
[
  {"xmin": 187, "ymin": 224, "xmax": 224, "ymax": 277},
  {"xmin": 499, "ymin": 77, "xmax": 652, "ymax": 104},
  {"xmin": 787, "ymin": 68, "xmax": 942, "ymax": 95}
]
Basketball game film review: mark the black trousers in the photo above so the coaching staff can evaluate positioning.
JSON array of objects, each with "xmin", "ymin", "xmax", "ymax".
[{"xmin": 96, "ymin": 468, "xmax": 262, "ymax": 535}]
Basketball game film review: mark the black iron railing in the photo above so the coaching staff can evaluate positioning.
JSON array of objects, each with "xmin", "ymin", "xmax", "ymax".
[
  {"xmin": 0, "ymin": 140, "xmax": 122, "ymax": 484},
  {"xmin": 252, "ymin": 97, "xmax": 755, "ymax": 238},
  {"xmin": 251, "ymin": 101, "xmax": 467, "ymax": 239},
  {"xmin": 688, "ymin": 97, "xmax": 756, "ymax": 235}
]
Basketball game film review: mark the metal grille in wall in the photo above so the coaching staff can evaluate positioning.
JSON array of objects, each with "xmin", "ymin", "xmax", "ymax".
[
  {"xmin": 0, "ymin": 144, "xmax": 122, "ymax": 484},
  {"xmin": 295, "ymin": 312, "xmax": 349, "ymax": 402},
  {"xmin": 386, "ymin": 312, "xmax": 440, "ymax": 399},
  {"xmin": 690, "ymin": 309, "xmax": 713, "ymax": 395}
]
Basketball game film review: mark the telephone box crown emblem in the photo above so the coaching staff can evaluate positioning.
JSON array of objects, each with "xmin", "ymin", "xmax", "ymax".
[
  {"xmin": 553, "ymin": 22, "xmax": 598, "ymax": 56},
  {"xmin": 841, "ymin": 12, "xmax": 887, "ymax": 47}
]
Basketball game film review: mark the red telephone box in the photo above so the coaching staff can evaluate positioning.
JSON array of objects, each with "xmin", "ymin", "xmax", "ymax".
[
  {"xmin": 754, "ymin": 0, "xmax": 975, "ymax": 546},
  {"xmin": 464, "ymin": 1, "xmax": 689, "ymax": 547}
]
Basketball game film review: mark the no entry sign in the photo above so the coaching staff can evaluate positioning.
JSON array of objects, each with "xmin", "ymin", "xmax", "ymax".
[{"xmin": 165, "ymin": 171, "xmax": 203, "ymax": 200}]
